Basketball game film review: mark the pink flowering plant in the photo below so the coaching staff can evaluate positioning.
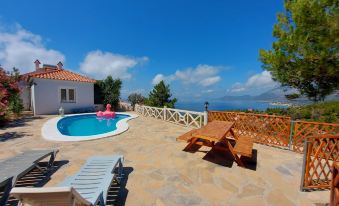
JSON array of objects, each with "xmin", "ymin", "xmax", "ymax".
[{"xmin": 0, "ymin": 68, "xmax": 23, "ymax": 123}]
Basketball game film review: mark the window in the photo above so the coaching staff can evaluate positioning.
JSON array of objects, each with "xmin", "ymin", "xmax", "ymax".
[
  {"xmin": 60, "ymin": 88, "xmax": 76, "ymax": 103},
  {"xmin": 69, "ymin": 89, "xmax": 75, "ymax": 102},
  {"xmin": 60, "ymin": 89, "xmax": 67, "ymax": 102}
]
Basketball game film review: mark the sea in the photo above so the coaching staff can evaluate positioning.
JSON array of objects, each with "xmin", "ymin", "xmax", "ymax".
[{"xmin": 175, "ymin": 100, "xmax": 288, "ymax": 112}]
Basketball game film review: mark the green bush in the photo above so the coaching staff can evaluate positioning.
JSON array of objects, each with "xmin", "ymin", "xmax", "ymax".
[
  {"xmin": 93, "ymin": 76, "xmax": 122, "ymax": 110},
  {"xmin": 258, "ymin": 101, "xmax": 339, "ymax": 123}
]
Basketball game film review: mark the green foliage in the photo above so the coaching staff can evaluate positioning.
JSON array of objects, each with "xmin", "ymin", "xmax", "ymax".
[
  {"xmin": 265, "ymin": 101, "xmax": 339, "ymax": 123},
  {"xmin": 226, "ymin": 101, "xmax": 339, "ymax": 123},
  {"xmin": 285, "ymin": 93, "xmax": 300, "ymax": 100},
  {"xmin": 146, "ymin": 80, "xmax": 177, "ymax": 108},
  {"xmin": 128, "ymin": 93, "xmax": 145, "ymax": 109},
  {"xmin": 259, "ymin": 0, "xmax": 339, "ymax": 102},
  {"xmin": 94, "ymin": 80, "xmax": 104, "ymax": 104},
  {"xmin": 100, "ymin": 76, "xmax": 122, "ymax": 110},
  {"xmin": 8, "ymin": 93, "xmax": 24, "ymax": 114}
]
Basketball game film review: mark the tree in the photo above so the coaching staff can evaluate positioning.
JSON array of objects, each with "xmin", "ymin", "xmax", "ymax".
[
  {"xmin": 102, "ymin": 76, "xmax": 122, "ymax": 110},
  {"xmin": 259, "ymin": 0, "xmax": 338, "ymax": 102},
  {"xmin": 146, "ymin": 80, "xmax": 177, "ymax": 108},
  {"xmin": 94, "ymin": 80, "xmax": 104, "ymax": 104},
  {"xmin": 128, "ymin": 93, "xmax": 145, "ymax": 110}
]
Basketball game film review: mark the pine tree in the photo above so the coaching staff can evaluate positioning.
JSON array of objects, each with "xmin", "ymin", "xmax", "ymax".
[
  {"xmin": 146, "ymin": 80, "xmax": 177, "ymax": 108},
  {"xmin": 259, "ymin": 0, "xmax": 339, "ymax": 101}
]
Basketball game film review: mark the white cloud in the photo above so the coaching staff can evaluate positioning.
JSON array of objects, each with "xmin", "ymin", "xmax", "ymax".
[
  {"xmin": 202, "ymin": 89, "xmax": 214, "ymax": 93},
  {"xmin": 229, "ymin": 71, "xmax": 278, "ymax": 94},
  {"xmin": 152, "ymin": 64, "xmax": 221, "ymax": 86},
  {"xmin": 152, "ymin": 74, "xmax": 166, "ymax": 85},
  {"xmin": 200, "ymin": 76, "xmax": 221, "ymax": 87},
  {"xmin": 0, "ymin": 24, "xmax": 65, "ymax": 73},
  {"xmin": 80, "ymin": 50, "xmax": 148, "ymax": 79}
]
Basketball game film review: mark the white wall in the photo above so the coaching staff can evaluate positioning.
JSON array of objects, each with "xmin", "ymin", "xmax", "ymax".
[{"xmin": 32, "ymin": 78, "xmax": 94, "ymax": 115}]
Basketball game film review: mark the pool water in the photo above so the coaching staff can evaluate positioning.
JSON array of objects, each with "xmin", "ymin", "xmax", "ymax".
[{"xmin": 57, "ymin": 114, "xmax": 130, "ymax": 136}]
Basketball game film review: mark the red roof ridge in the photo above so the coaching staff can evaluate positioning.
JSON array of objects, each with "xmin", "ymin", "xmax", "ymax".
[{"xmin": 22, "ymin": 68, "xmax": 96, "ymax": 83}]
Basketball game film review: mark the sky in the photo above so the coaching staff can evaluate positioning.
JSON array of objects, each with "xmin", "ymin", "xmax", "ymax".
[{"xmin": 0, "ymin": 0, "xmax": 284, "ymax": 101}]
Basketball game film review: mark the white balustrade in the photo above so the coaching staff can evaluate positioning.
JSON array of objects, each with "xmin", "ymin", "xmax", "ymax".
[{"xmin": 134, "ymin": 104, "xmax": 205, "ymax": 128}]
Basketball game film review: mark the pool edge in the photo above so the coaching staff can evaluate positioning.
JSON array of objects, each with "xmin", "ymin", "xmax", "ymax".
[{"xmin": 41, "ymin": 112, "xmax": 138, "ymax": 142}]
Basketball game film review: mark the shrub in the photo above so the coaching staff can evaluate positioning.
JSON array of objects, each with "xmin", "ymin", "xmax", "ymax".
[
  {"xmin": 128, "ymin": 93, "xmax": 145, "ymax": 110},
  {"xmin": 0, "ymin": 67, "xmax": 23, "ymax": 123}
]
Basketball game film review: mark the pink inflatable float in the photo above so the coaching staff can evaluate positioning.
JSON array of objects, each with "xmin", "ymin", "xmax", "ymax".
[{"xmin": 96, "ymin": 104, "xmax": 116, "ymax": 118}]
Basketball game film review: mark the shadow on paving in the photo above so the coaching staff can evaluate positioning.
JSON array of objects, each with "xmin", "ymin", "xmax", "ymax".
[
  {"xmin": 0, "ymin": 132, "xmax": 32, "ymax": 142},
  {"xmin": 0, "ymin": 115, "xmax": 43, "ymax": 130},
  {"xmin": 183, "ymin": 142, "xmax": 258, "ymax": 170},
  {"xmin": 105, "ymin": 167, "xmax": 134, "ymax": 206},
  {"xmin": 3, "ymin": 160, "xmax": 68, "ymax": 206},
  {"xmin": 203, "ymin": 148, "xmax": 258, "ymax": 170}
]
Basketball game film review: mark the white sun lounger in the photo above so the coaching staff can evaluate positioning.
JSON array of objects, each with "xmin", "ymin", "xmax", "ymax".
[
  {"xmin": 11, "ymin": 155, "xmax": 124, "ymax": 206},
  {"xmin": 0, "ymin": 149, "xmax": 59, "ymax": 205}
]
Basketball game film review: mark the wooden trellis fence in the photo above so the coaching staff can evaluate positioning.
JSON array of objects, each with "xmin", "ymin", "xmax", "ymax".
[
  {"xmin": 300, "ymin": 135, "xmax": 338, "ymax": 191},
  {"xmin": 208, "ymin": 111, "xmax": 291, "ymax": 149},
  {"xmin": 135, "ymin": 105, "xmax": 205, "ymax": 128},
  {"xmin": 208, "ymin": 111, "xmax": 339, "ymax": 152},
  {"xmin": 292, "ymin": 121, "xmax": 339, "ymax": 153}
]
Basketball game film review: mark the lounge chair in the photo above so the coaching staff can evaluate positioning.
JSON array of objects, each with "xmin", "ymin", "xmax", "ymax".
[
  {"xmin": 0, "ymin": 149, "xmax": 59, "ymax": 205},
  {"xmin": 11, "ymin": 155, "xmax": 124, "ymax": 206}
]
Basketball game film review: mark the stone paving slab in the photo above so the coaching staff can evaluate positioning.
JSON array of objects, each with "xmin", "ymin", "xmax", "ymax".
[{"xmin": 0, "ymin": 113, "xmax": 329, "ymax": 205}]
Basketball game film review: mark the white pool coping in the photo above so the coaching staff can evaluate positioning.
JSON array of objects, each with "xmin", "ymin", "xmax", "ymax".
[{"xmin": 41, "ymin": 112, "xmax": 138, "ymax": 141}]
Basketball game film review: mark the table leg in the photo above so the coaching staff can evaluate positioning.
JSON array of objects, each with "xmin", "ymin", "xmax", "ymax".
[
  {"xmin": 230, "ymin": 128, "xmax": 238, "ymax": 140},
  {"xmin": 185, "ymin": 137, "xmax": 198, "ymax": 150}
]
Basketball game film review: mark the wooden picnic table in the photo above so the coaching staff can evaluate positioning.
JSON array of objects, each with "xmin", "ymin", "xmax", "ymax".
[{"xmin": 184, "ymin": 120, "xmax": 253, "ymax": 167}]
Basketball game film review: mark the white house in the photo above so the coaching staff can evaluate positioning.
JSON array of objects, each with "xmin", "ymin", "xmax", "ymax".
[{"xmin": 20, "ymin": 60, "xmax": 96, "ymax": 115}]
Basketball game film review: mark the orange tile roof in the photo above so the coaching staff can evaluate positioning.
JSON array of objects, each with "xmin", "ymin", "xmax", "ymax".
[{"xmin": 22, "ymin": 68, "xmax": 96, "ymax": 83}]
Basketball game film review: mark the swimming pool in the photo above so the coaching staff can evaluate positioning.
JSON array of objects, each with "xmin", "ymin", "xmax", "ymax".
[
  {"xmin": 57, "ymin": 114, "xmax": 130, "ymax": 136},
  {"xmin": 42, "ymin": 112, "xmax": 138, "ymax": 141}
]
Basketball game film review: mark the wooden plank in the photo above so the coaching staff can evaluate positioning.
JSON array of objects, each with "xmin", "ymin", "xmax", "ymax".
[
  {"xmin": 176, "ymin": 129, "xmax": 198, "ymax": 142},
  {"xmin": 233, "ymin": 136, "xmax": 253, "ymax": 158},
  {"xmin": 192, "ymin": 121, "xmax": 234, "ymax": 142}
]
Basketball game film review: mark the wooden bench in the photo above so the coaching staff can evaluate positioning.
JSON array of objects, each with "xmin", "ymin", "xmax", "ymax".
[
  {"xmin": 233, "ymin": 136, "xmax": 254, "ymax": 158},
  {"xmin": 227, "ymin": 136, "xmax": 254, "ymax": 167}
]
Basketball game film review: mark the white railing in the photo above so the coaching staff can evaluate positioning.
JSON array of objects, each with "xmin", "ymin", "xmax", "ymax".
[{"xmin": 135, "ymin": 104, "xmax": 206, "ymax": 128}]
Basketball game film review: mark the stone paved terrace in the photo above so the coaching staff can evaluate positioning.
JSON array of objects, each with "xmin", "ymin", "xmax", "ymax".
[{"xmin": 0, "ymin": 113, "xmax": 329, "ymax": 206}]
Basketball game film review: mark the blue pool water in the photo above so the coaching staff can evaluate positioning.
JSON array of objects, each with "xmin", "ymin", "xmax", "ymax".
[{"xmin": 57, "ymin": 114, "xmax": 130, "ymax": 136}]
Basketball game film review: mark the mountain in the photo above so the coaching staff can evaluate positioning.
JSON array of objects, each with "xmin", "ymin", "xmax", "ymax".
[
  {"xmin": 253, "ymin": 87, "xmax": 296, "ymax": 101},
  {"xmin": 221, "ymin": 87, "xmax": 299, "ymax": 102},
  {"xmin": 221, "ymin": 87, "xmax": 339, "ymax": 102}
]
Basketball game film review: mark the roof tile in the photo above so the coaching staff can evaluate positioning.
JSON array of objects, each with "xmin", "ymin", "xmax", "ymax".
[{"xmin": 22, "ymin": 69, "xmax": 96, "ymax": 83}]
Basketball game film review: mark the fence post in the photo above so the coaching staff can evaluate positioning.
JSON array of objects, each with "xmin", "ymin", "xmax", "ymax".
[
  {"xmin": 163, "ymin": 106, "xmax": 167, "ymax": 121},
  {"xmin": 203, "ymin": 111, "xmax": 208, "ymax": 126},
  {"xmin": 289, "ymin": 120, "xmax": 295, "ymax": 151},
  {"xmin": 300, "ymin": 139, "xmax": 309, "ymax": 191}
]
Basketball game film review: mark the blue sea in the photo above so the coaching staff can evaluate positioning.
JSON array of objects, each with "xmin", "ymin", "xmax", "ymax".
[{"xmin": 175, "ymin": 100, "xmax": 288, "ymax": 112}]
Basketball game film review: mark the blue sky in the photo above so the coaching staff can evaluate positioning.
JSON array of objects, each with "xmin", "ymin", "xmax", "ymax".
[{"xmin": 0, "ymin": 0, "xmax": 284, "ymax": 101}]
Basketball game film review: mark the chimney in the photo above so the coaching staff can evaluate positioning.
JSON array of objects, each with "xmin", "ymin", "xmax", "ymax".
[
  {"xmin": 34, "ymin": 59, "xmax": 41, "ymax": 70},
  {"xmin": 57, "ymin": 61, "xmax": 63, "ymax": 70}
]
